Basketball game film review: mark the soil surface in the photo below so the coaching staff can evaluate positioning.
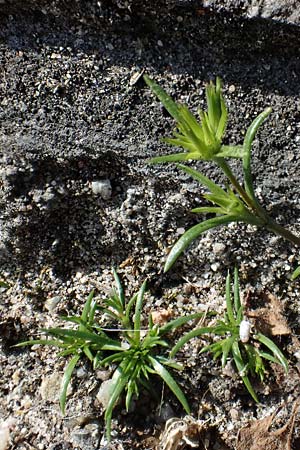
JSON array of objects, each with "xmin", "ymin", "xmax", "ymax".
[{"xmin": 1, "ymin": 1, "xmax": 300, "ymax": 449}]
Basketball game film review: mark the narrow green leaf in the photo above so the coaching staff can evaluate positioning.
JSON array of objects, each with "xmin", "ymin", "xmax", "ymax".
[
  {"xmin": 60, "ymin": 354, "xmax": 80, "ymax": 414},
  {"xmin": 159, "ymin": 312, "xmax": 206, "ymax": 334},
  {"xmin": 104, "ymin": 364, "xmax": 131, "ymax": 441},
  {"xmin": 216, "ymin": 88, "xmax": 228, "ymax": 140},
  {"xmin": 134, "ymin": 280, "xmax": 147, "ymax": 343},
  {"xmin": 221, "ymin": 335, "xmax": 236, "ymax": 367},
  {"xmin": 112, "ymin": 268, "xmax": 125, "ymax": 306},
  {"xmin": 243, "ymin": 108, "xmax": 272, "ymax": 199},
  {"xmin": 148, "ymin": 356, "xmax": 190, "ymax": 414},
  {"xmin": 170, "ymin": 327, "xmax": 214, "ymax": 358},
  {"xmin": 81, "ymin": 290, "xmax": 95, "ymax": 325},
  {"xmin": 236, "ymin": 305, "xmax": 244, "ymax": 324},
  {"xmin": 99, "ymin": 351, "xmax": 128, "ymax": 367},
  {"xmin": 15, "ymin": 339, "xmax": 67, "ymax": 348},
  {"xmin": 44, "ymin": 328, "xmax": 119, "ymax": 348},
  {"xmin": 206, "ymin": 80, "xmax": 220, "ymax": 134},
  {"xmin": 178, "ymin": 106, "xmax": 205, "ymax": 144},
  {"xmin": 258, "ymin": 351, "xmax": 280, "ymax": 365},
  {"xmin": 101, "ymin": 343, "xmax": 123, "ymax": 351},
  {"xmin": 217, "ymin": 145, "xmax": 244, "ymax": 158},
  {"xmin": 177, "ymin": 163, "xmax": 226, "ymax": 197},
  {"xmin": 164, "ymin": 215, "xmax": 240, "ymax": 272},
  {"xmin": 59, "ymin": 316, "xmax": 84, "ymax": 325},
  {"xmin": 255, "ymin": 333, "xmax": 288, "ymax": 373},
  {"xmin": 200, "ymin": 341, "xmax": 222, "ymax": 356},
  {"xmin": 143, "ymin": 75, "xmax": 181, "ymax": 122},
  {"xmin": 232, "ymin": 341, "xmax": 259, "ymax": 403},
  {"xmin": 58, "ymin": 348, "xmax": 79, "ymax": 357},
  {"xmin": 291, "ymin": 265, "xmax": 300, "ymax": 281},
  {"xmin": 83, "ymin": 345, "xmax": 94, "ymax": 362},
  {"xmin": 88, "ymin": 299, "xmax": 98, "ymax": 325},
  {"xmin": 164, "ymin": 138, "xmax": 198, "ymax": 154},
  {"xmin": 125, "ymin": 293, "xmax": 138, "ymax": 321},
  {"xmin": 149, "ymin": 152, "xmax": 197, "ymax": 164},
  {"xmin": 103, "ymin": 298, "xmax": 124, "ymax": 314},
  {"xmin": 225, "ymin": 271, "xmax": 235, "ymax": 324},
  {"xmin": 97, "ymin": 307, "xmax": 121, "ymax": 322},
  {"xmin": 125, "ymin": 362, "xmax": 141, "ymax": 411},
  {"xmin": 233, "ymin": 266, "xmax": 241, "ymax": 313},
  {"xmin": 191, "ymin": 206, "xmax": 224, "ymax": 214},
  {"xmin": 155, "ymin": 355, "xmax": 184, "ymax": 371}
]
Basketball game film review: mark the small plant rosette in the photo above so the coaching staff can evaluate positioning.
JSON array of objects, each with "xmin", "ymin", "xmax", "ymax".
[
  {"xmin": 16, "ymin": 269, "xmax": 208, "ymax": 441},
  {"xmin": 170, "ymin": 267, "xmax": 288, "ymax": 402}
]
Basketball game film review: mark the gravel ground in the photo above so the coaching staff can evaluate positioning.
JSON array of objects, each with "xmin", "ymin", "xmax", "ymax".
[{"xmin": 1, "ymin": 1, "xmax": 300, "ymax": 449}]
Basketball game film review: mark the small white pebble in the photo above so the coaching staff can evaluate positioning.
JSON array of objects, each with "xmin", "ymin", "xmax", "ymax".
[
  {"xmin": 91, "ymin": 180, "xmax": 112, "ymax": 200},
  {"xmin": 211, "ymin": 263, "xmax": 220, "ymax": 272},
  {"xmin": 44, "ymin": 296, "xmax": 61, "ymax": 312},
  {"xmin": 212, "ymin": 242, "xmax": 226, "ymax": 254}
]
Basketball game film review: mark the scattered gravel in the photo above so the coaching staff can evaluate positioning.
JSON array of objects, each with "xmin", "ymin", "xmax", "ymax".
[{"xmin": 1, "ymin": 1, "xmax": 300, "ymax": 449}]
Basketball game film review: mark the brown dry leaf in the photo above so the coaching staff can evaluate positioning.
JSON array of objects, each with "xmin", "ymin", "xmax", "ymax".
[
  {"xmin": 159, "ymin": 416, "xmax": 214, "ymax": 450},
  {"xmin": 236, "ymin": 399, "xmax": 300, "ymax": 450},
  {"xmin": 245, "ymin": 290, "xmax": 291, "ymax": 336},
  {"xmin": 151, "ymin": 309, "xmax": 173, "ymax": 326}
]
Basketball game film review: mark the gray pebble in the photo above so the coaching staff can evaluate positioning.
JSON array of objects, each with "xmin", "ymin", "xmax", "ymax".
[{"xmin": 91, "ymin": 180, "xmax": 112, "ymax": 200}]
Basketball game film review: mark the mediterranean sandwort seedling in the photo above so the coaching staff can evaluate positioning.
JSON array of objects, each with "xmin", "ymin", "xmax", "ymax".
[
  {"xmin": 144, "ymin": 75, "xmax": 300, "ymax": 272},
  {"xmin": 16, "ymin": 290, "xmax": 120, "ymax": 414},
  {"xmin": 170, "ymin": 267, "xmax": 288, "ymax": 402},
  {"xmin": 17, "ymin": 269, "xmax": 208, "ymax": 441}
]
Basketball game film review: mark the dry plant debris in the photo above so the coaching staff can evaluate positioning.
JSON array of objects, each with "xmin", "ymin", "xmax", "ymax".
[
  {"xmin": 245, "ymin": 290, "xmax": 291, "ymax": 336},
  {"xmin": 159, "ymin": 415, "xmax": 214, "ymax": 450},
  {"xmin": 236, "ymin": 399, "xmax": 300, "ymax": 450},
  {"xmin": 151, "ymin": 308, "xmax": 174, "ymax": 326}
]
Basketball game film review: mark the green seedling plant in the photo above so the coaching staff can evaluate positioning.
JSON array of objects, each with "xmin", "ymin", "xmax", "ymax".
[
  {"xmin": 94, "ymin": 268, "xmax": 207, "ymax": 440},
  {"xmin": 144, "ymin": 75, "xmax": 300, "ymax": 272},
  {"xmin": 17, "ymin": 269, "xmax": 206, "ymax": 441},
  {"xmin": 170, "ymin": 267, "xmax": 288, "ymax": 402},
  {"xmin": 16, "ymin": 290, "xmax": 121, "ymax": 414}
]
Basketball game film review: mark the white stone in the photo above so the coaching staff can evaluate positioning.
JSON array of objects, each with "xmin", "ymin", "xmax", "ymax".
[
  {"xmin": 96, "ymin": 379, "xmax": 116, "ymax": 409},
  {"xmin": 40, "ymin": 372, "xmax": 72, "ymax": 402},
  {"xmin": 91, "ymin": 180, "xmax": 112, "ymax": 200}
]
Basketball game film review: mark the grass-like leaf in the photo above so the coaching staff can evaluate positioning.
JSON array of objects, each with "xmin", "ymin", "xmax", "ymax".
[
  {"xmin": 217, "ymin": 145, "xmax": 244, "ymax": 158},
  {"xmin": 143, "ymin": 75, "xmax": 181, "ymax": 122},
  {"xmin": 225, "ymin": 271, "xmax": 235, "ymax": 324},
  {"xmin": 148, "ymin": 356, "xmax": 190, "ymax": 414},
  {"xmin": 42, "ymin": 328, "xmax": 119, "ymax": 347},
  {"xmin": 164, "ymin": 215, "xmax": 240, "ymax": 272},
  {"xmin": 232, "ymin": 341, "xmax": 259, "ymax": 403},
  {"xmin": 134, "ymin": 279, "xmax": 147, "ymax": 343},
  {"xmin": 60, "ymin": 354, "xmax": 80, "ymax": 414},
  {"xmin": 291, "ymin": 265, "xmax": 300, "ymax": 281},
  {"xmin": 159, "ymin": 312, "xmax": 206, "ymax": 334},
  {"xmin": 255, "ymin": 333, "xmax": 288, "ymax": 373},
  {"xmin": 104, "ymin": 361, "xmax": 132, "ymax": 439},
  {"xmin": 243, "ymin": 108, "xmax": 272, "ymax": 200},
  {"xmin": 170, "ymin": 327, "xmax": 214, "ymax": 358},
  {"xmin": 233, "ymin": 266, "xmax": 241, "ymax": 314},
  {"xmin": 177, "ymin": 163, "xmax": 227, "ymax": 197}
]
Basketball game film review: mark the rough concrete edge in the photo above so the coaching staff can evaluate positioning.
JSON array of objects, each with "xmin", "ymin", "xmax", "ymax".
[{"xmin": 202, "ymin": 0, "xmax": 300, "ymax": 26}]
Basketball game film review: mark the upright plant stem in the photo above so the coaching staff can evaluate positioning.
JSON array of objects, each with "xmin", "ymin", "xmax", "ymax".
[
  {"xmin": 266, "ymin": 218, "xmax": 300, "ymax": 247},
  {"xmin": 215, "ymin": 157, "xmax": 268, "ymax": 221},
  {"xmin": 215, "ymin": 158, "xmax": 300, "ymax": 247}
]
